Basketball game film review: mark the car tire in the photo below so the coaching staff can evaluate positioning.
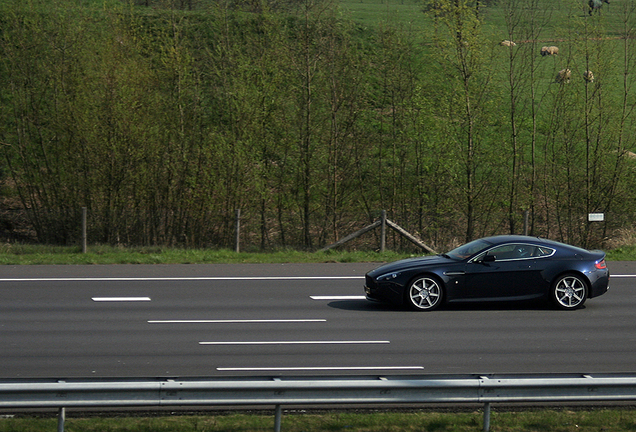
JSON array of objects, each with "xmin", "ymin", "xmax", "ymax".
[
  {"xmin": 551, "ymin": 273, "xmax": 588, "ymax": 310},
  {"xmin": 406, "ymin": 276, "xmax": 444, "ymax": 311}
]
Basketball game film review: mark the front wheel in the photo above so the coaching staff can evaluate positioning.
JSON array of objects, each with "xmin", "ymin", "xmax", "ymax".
[
  {"xmin": 406, "ymin": 276, "xmax": 443, "ymax": 311},
  {"xmin": 552, "ymin": 274, "xmax": 588, "ymax": 310}
]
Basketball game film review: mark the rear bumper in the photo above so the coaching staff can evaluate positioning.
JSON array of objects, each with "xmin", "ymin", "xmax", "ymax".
[{"xmin": 588, "ymin": 270, "xmax": 610, "ymax": 298}]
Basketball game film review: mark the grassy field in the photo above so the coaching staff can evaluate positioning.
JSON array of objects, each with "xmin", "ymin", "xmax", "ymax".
[
  {"xmin": 2, "ymin": 408, "xmax": 636, "ymax": 432},
  {"xmin": 338, "ymin": 0, "xmax": 428, "ymax": 29},
  {"xmin": 338, "ymin": 0, "xmax": 629, "ymax": 35}
]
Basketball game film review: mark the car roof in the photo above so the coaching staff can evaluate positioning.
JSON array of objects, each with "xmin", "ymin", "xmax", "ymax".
[
  {"xmin": 480, "ymin": 235, "xmax": 592, "ymax": 253},
  {"xmin": 480, "ymin": 235, "xmax": 544, "ymax": 244}
]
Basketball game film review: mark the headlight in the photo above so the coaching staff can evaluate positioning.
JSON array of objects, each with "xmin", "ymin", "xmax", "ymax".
[{"xmin": 378, "ymin": 272, "xmax": 400, "ymax": 281}]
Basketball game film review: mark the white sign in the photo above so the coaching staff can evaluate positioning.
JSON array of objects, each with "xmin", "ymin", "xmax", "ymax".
[{"xmin": 588, "ymin": 213, "xmax": 605, "ymax": 222}]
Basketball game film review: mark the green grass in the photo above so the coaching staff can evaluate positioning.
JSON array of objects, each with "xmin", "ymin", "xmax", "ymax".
[
  {"xmin": 0, "ymin": 242, "xmax": 631, "ymax": 264},
  {"xmin": 338, "ymin": 0, "xmax": 429, "ymax": 30},
  {"xmin": 2, "ymin": 408, "xmax": 636, "ymax": 431},
  {"xmin": 0, "ymin": 243, "xmax": 414, "ymax": 265},
  {"xmin": 606, "ymin": 245, "xmax": 636, "ymax": 261}
]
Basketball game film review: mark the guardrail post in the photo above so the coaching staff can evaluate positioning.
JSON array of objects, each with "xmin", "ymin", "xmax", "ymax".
[
  {"xmin": 57, "ymin": 407, "xmax": 65, "ymax": 432},
  {"xmin": 274, "ymin": 404, "xmax": 282, "ymax": 432},
  {"xmin": 483, "ymin": 403, "xmax": 490, "ymax": 432}
]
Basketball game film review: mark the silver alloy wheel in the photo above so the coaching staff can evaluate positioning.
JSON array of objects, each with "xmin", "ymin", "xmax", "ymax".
[
  {"xmin": 553, "ymin": 274, "xmax": 587, "ymax": 309},
  {"xmin": 408, "ymin": 276, "xmax": 443, "ymax": 311}
]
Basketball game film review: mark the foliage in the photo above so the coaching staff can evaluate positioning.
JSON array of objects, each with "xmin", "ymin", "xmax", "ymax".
[{"xmin": 1, "ymin": 0, "xmax": 636, "ymax": 253}]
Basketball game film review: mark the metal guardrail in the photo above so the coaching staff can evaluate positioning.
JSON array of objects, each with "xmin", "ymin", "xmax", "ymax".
[{"xmin": 2, "ymin": 373, "xmax": 636, "ymax": 432}]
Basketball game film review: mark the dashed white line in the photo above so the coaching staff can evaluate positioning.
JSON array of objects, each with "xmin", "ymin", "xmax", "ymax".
[
  {"xmin": 311, "ymin": 296, "xmax": 366, "ymax": 300},
  {"xmin": 149, "ymin": 319, "xmax": 326, "ymax": 324},
  {"xmin": 199, "ymin": 340, "xmax": 390, "ymax": 345},
  {"xmin": 92, "ymin": 297, "xmax": 151, "ymax": 302}
]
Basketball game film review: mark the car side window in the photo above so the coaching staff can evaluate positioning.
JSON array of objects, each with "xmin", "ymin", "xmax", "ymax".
[
  {"xmin": 512, "ymin": 244, "xmax": 536, "ymax": 258},
  {"xmin": 483, "ymin": 244, "xmax": 537, "ymax": 261},
  {"xmin": 535, "ymin": 246, "xmax": 555, "ymax": 257},
  {"xmin": 485, "ymin": 244, "xmax": 514, "ymax": 260}
]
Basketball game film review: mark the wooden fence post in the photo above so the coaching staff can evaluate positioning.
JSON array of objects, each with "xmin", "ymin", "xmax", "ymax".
[
  {"xmin": 234, "ymin": 209, "xmax": 241, "ymax": 253},
  {"xmin": 82, "ymin": 207, "xmax": 87, "ymax": 254},
  {"xmin": 380, "ymin": 210, "xmax": 386, "ymax": 253}
]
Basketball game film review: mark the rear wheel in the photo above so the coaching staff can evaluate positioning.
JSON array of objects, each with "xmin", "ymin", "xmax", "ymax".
[
  {"xmin": 406, "ymin": 276, "xmax": 443, "ymax": 311},
  {"xmin": 552, "ymin": 273, "xmax": 588, "ymax": 310}
]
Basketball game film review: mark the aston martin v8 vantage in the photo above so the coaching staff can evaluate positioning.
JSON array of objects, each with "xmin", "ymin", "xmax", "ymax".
[{"xmin": 364, "ymin": 235, "xmax": 609, "ymax": 311}]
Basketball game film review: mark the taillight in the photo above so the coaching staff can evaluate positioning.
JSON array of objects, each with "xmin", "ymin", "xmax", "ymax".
[{"xmin": 595, "ymin": 259, "xmax": 607, "ymax": 270}]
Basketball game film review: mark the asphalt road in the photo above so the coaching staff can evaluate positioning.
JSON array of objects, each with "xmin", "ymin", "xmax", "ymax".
[{"xmin": 1, "ymin": 262, "xmax": 634, "ymax": 379}]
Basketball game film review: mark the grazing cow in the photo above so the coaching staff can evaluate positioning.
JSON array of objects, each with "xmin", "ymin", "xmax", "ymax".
[{"xmin": 589, "ymin": 0, "xmax": 609, "ymax": 16}]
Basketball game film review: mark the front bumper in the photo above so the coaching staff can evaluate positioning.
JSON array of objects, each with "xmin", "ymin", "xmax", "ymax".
[{"xmin": 364, "ymin": 275, "xmax": 404, "ymax": 305}]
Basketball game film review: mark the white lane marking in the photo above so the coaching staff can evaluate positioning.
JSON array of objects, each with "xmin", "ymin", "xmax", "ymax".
[
  {"xmin": 200, "ymin": 340, "xmax": 389, "ymax": 345},
  {"xmin": 610, "ymin": 275, "xmax": 636, "ymax": 278},
  {"xmin": 92, "ymin": 297, "xmax": 151, "ymax": 302},
  {"xmin": 311, "ymin": 296, "xmax": 366, "ymax": 300},
  {"xmin": 149, "ymin": 319, "xmax": 326, "ymax": 324},
  {"xmin": 0, "ymin": 276, "xmax": 364, "ymax": 282},
  {"xmin": 217, "ymin": 366, "xmax": 424, "ymax": 371}
]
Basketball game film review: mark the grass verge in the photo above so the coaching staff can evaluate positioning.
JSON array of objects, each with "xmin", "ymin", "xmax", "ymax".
[
  {"xmin": 0, "ymin": 243, "xmax": 630, "ymax": 265},
  {"xmin": 0, "ymin": 244, "xmax": 414, "ymax": 265},
  {"xmin": 2, "ymin": 408, "xmax": 636, "ymax": 431}
]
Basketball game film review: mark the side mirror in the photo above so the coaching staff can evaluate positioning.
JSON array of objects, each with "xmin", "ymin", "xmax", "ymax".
[{"xmin": 482, "ymin": 255, "xmax": 496, "ymax": 263}]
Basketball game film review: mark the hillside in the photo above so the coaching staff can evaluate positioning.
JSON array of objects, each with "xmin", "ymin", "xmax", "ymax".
[{"xmin": 1, "ymin": 0, "xmax": 635, "ymax": 251}]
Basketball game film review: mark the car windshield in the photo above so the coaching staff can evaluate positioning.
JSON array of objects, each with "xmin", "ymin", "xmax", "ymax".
[{"xmin": 445, "ymin": 239, "xmax": 492, "ymax": 260}]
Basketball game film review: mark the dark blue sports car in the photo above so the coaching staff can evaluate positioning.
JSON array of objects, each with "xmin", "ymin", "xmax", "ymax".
[{"xmin": 364, "ymin": 235, "xmax": 609, "ymax": 311}]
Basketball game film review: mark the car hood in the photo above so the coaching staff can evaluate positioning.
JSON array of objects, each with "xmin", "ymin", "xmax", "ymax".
[{"xmin": 367, "ymin": 255, "xmax": 454, "ymax": 277}]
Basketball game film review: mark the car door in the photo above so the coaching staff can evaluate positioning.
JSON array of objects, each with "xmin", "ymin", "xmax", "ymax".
[{"xmin": 462, "ymin": 243, "xmax": 539, "ymax": 301}]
